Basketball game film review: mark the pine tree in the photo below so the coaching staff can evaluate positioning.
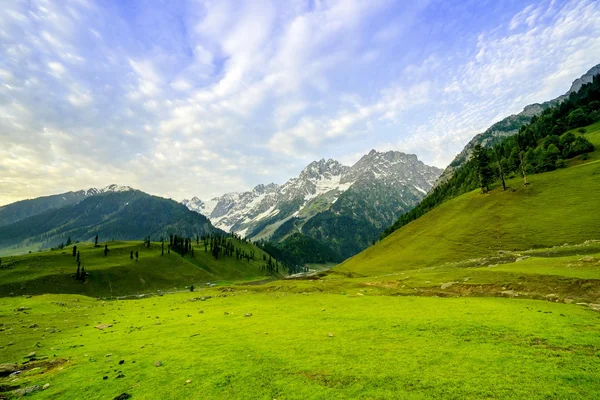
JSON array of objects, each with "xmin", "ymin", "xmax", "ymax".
[
  {"xmin": 473, "ymin": 144, "xmax": 493, "ymax": 193},
  {"xmin": 161, "ymin": 241, "xmax": 164, "ymax": 256},
  {"xmin": 104, "ymin": 244, "xmax": 109, "ymax": 257},
  {"xmin": 94, "ymin": 235, "xmax": 98, "ymax": 247},
  {"xmin": 72, "ymin": 245, "xmax": 77, "ymax": 257},
  {"xmin": 135, "ymin": 251, "xmax": 139, "ymax": 261},
  {"xmin": 130, "ymin": 251, "xmax": 133, "ymax": 260},
  {"xmin": 66, "ymin": 236, "xmax": 72, "ymax": 246},
  {"xmin": 76, "ymin": 264, "xmax": 80, "ymax": 280},
  {"xmin": 76, "ymin": 251, "xmax": 80, "ymax": 264},
  {"xmin": 80, "ymin": 266, "xmax": 86, "ymax": 282}
]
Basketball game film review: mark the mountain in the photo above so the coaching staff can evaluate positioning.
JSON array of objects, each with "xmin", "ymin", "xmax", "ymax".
[
  {"xmin": 0, "ymin": 184, "xmax": 134, "ymax": 227},
  {"xmin": 0, "ymin": 189, "xmax": 221, "ymax": 251},
  {"xmin": 436, "ymin": 63, "xmax": 600, "ymax": 185},
  {"xmin": 183, "ymin": 150, "xmax": 442, "ymax": 261},
  {"xmin": 338, "ymin": 121, "xmax": 600, "ymax": 277}
]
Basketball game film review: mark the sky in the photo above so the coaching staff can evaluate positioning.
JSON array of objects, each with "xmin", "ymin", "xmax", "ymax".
[{"xmin": 1, "ymin": 0, "xmax": 599, "ymax": 205}]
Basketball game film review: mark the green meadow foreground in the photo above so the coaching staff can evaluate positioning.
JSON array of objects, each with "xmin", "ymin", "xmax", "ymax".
[
  {"xmin": 1, "ymin": 124, "xmax": 600, "ymax": 399},
  {"xmin": 2, "ymin": 290, "xmax": 600, "ymax": 400}
]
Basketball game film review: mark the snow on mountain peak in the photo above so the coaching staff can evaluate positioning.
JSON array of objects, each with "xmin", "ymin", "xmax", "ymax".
[{"xmin": 182, "ymin": 149, "xmax": 442, "ymax": 237}]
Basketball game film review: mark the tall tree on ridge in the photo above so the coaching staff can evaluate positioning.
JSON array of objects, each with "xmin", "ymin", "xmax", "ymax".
[
  {"xmin": 94, "ymin": 235, "xmax": 98, "ymax": 247},
  {"xmin": 72, "ymin": 245, "xmax": 77, "ymax": 258},
  {"xmin": 473, "ymin": 144, "xmax": 493, "ymax": 193}
]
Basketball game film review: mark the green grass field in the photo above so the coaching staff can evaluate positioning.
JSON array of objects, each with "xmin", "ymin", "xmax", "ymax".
[
  {"xmin": 1, "ymin": 124, "xmax": 600, "ymax": 398},
  {"xmin": 1, "ymin": 291, "xmax": 600, "ymax": 399},
  {"xmin": 0, "ymin": 239, "xmax": 279, "ymax": 298}
]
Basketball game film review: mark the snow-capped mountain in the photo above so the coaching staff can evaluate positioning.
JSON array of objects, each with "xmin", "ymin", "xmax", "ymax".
[
  {"xmin": 82, "ymin": 184, "xmax": 135, "ymax": 196},
  {"xmin": 183, "ymin": 150, "xmax": 442, "ymax": 259}
]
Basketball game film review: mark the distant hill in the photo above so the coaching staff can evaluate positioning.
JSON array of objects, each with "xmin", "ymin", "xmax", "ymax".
[
  {"xmin": 0, "ymin": 189, "xmax": 222, "ymax": 253},
  {"xmin": 0, "ymin": 184, "xmax": 134, "ymax": 227}
]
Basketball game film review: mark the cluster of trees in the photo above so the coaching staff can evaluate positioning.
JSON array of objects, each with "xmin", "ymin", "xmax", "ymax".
[
  {"xmin": 170, "ymin": 234, "xmax": 195, "ymax": 257},
  {"xmin": 263, "ymin": 254, "xmax": 280, "ymax": 274},
  {"xmin": 200, "ymin": 233, "xmax": 255, "ymax": 262},
  {"xmin": 382, "ymin": 73, "xmax": 600, "ymax": 238},
  {"xmin": 254, "ymin": 233, "xmax": 331, "ymax": 274}
]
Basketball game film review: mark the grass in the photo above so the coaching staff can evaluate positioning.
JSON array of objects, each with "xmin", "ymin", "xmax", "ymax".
[
  {"xmin": 1, "ymin": 291, "xmax": 600, "ymax": 399},
  {"xmin": 0, "ymin": 239, "xmax": 279, "ymax": 297},
  {"xmin": 337, "ymin": 148, "xmax": 600, "ymax": 277}
]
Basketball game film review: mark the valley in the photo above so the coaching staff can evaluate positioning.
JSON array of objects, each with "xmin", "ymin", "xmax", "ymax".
[{"xmin": 1, "ymin": 5, "xmax": 600, "ymax": 395}]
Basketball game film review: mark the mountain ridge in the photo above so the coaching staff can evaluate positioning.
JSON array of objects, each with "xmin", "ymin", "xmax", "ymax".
[
  {"xmin": 0, "ymin": 184, "xmax": 136, "ymax": 227},
  {"xmin": 183, "ymin": 149, "xmax": 442, "ymax": 261},
  {"xmin": 436, "ymin": 63, "xmax": 600, "ymax": 186}
]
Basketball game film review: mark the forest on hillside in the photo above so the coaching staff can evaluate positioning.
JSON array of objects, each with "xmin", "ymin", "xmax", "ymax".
[{"xmin": 382, "ymin": 74, "xmax": 600, "ymax": 239}]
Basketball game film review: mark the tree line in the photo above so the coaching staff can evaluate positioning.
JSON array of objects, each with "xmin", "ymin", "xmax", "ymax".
[{"xmin": 382, "ymin": 73, "xmax": 600, "ymax": 238}]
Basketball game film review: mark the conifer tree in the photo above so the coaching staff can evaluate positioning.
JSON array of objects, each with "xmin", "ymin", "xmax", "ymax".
[
  {"xmin": 161, "ymin": 240, "xmax": 164, "ymax": 256},
  {"xmin": 473, "ymin": 144, "xmax": 493, "ymax": 193},
  {"xmin": 130, "ymin": 251, "xmax": 133, "ymax": 260},
  {"xmin": 77, "ymin": 251, "xmax": 80, "ymax": 264},
  {"xmin": 80, "ymin": 265, "xmax": 86, "ymax": 282},
  {"xmin": 104, "ymin": 244, "xmax": 109, "ymax": 257},
  {"xmin": 72, "ymin": 245, "xmax": 77, "ymax": 257},
  {"xmin": 135, "ymin": 251, "xmax": 139, "ymax": 261},
  {"xmin": 94, "ymin": 235, "xmax": 98, "ymax": 247},
  {"xmin": 76, "ymin": 264, "xmax": 80, "ymax": 280}
]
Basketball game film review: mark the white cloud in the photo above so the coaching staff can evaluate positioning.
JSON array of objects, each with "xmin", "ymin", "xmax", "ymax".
[{"xmin": 1, "ymin": 0, "xmax": 600, "ymax": 206}]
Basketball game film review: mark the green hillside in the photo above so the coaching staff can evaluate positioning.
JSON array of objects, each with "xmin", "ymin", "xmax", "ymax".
[
  {"xmin": 0, "ymin": 191, "xmax": 218, "ymax": 253},
  {"xmin": 0, "ymin": 238, "xmax": 279, "ymax": 297},
  {"xmin": 337, "ymin": 122, "xmax": 600, "ymax": 277}
]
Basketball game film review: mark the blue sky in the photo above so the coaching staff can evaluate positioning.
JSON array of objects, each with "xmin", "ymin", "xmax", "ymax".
[{"xmin": 1, "ymin": 0, "xmax": 599, "ymax": 204}]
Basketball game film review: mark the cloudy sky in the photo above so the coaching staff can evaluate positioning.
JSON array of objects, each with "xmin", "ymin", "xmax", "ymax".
[{"xmin": 1, "ymin": 0, "xmax": 599, "ymax": 205}]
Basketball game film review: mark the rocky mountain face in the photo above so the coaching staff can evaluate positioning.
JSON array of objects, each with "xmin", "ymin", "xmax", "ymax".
[
  {"xmin": 436, "ymin": 63, "xmax": 600, "ymax": 186},
  {"xmin": 183, "ymin": 150, "xmax": 442, "ymax": 260},
  {"xmin": 0, "ymin": 184, "xmax": 135, "ymax": 227}
]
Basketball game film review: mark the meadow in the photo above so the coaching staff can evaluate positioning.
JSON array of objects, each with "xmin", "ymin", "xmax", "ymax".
[
  {"xmin": 1, "ymin": 124, "xmax": 600, "ymax": 399},
  {"xmin": 2, "ymin": 290, "xmax": 600, "ymax": 399}
]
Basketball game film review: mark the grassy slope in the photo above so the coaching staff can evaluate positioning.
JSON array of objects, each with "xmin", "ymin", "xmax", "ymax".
[
  {"xmin": 1, "ymin": 291, "xmax": 600, "ymax": 400},
  {"xmin": 0, "ymin": 239, "xmax": 278, "ymax": 297},
  {"xmin": 337, "ymin": 123, "xmax": 600, "ymax": 277}
]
